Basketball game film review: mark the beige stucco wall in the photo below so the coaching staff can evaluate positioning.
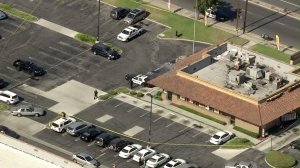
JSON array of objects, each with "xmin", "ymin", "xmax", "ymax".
[
  {"xmin": 235, "ymin": 118, "xmax": 260, "ymax": 134},
  {"xmin": 162, "ymin": 92, "xmax": 168, "ymax": 100}
]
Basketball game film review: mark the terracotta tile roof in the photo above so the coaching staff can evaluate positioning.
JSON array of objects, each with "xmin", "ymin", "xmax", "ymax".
[{"xmin": 149, "ymin": 46, "xmax": 300, "ymax": 126}]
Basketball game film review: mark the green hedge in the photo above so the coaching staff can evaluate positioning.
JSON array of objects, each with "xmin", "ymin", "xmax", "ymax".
[
  {"xmin": 99, "ymin": 94, "xmax": 111, "ymax": 100},
  {"xmin": 114, "ymin": 87, "xmax": 130, "ymax": 94},
  {"xmin": 130, "ymin": 91, "xmax": 137, "ymax": 95},
  {"xmin": 0, "ymin": 103, "xmax": 9, "ymax": 111},
  {"xmin": 222, "ymin": 138, "xmax": 254, "ymax": 149},
  {"xmin": 234, "ymin": 126, "xmax": 259, "ymax": 138},
  {"xmin": 176, "ymin": 105, "xmax": 227, "ymax": 125},
  {"xmin": 74, "ymin": 33, "xmax": 96, "ymax": 44},
  {"xmin": 154, "ymin": 91, "xmax": 163, "ymax": 101},
  {"xmin": 136, "ymin": 92, "xmax": 144, "ymax": 97},
  {"xmin": 0, "ymin": 3, "xmax": 38, "ymax": 21},
  {"xmin": 266, "ymin": 151, "xmax": 296, "ymax": 168}
]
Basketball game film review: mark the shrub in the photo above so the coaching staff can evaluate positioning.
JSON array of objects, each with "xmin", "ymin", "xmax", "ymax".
[
  {"xmin": 154, "ymin": 91, "xmax": 163, "ymax": 101},
  {"xmin": 136, "ymin": 92, "xmax": 144, "ymax": 97},
  {"xmin": 234, "ymin": 126, "xmax": 259, "ymax": 138},
  {"xmin": 74, "ymin": 33, "xmax": 96, "ymax": 44},
  {"xmin": 0, "ymin": 3, "xmax": 38, "ymax": 21},
  {"xmin": 114, "ymin": 87, "xmax": 130, "ymax": 94},
  {"xmin": 0, "ymin": 103, "xmax": 9, "ymax": 111},
  {"xmin": 108, "ymin": 90, "xmax": 118, "ymax": 95},
  {"xmin": 99, "ymin": 94, "xmax": 111, "ymax": 100},
  {"xmin": 130, "ymin": 91, "xmax": 137, "ymax": 95}
]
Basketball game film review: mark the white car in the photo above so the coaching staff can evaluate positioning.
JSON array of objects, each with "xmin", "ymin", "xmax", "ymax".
[
  {"xmin": 132, "ymin": 148, "xmax": 156, "ymax": 162},
  {"xmin": 206, "ymin": 7, "xmax": 217, "ymax": 18},
  {"xmin": 210, "ymin": 131, "xmax": 234, "ymax": 145},
  {"xmin": 119, "ymin": 144, "xmax": 142, "ymax": 158},
  {"xmin": 146, "ymin": 153, "xmax": 170, "ymax": 168},
  {"xmin": 0, "ymin": 90, "xmax": 19, "ymax": 104},
  {"xmin": 164, "ymin": 158, "xmax": 187, "ymax": 168},
  {"xmin": 51, "ymin": 117, "xmax": 76, "ymax": 133},
  {"xmin": 117, "ymin": 25, "xmax": 143, "ymax": 42},
  {"xmin": 225, "ymin": 161, "xmax": 257, "ymax": 168},
  {"xmin": 132, "ymin": 74, "xmax": 149, "ymax": 86}
]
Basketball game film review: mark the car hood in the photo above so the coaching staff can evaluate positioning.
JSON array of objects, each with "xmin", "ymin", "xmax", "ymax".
[{"xmin": 118, "ymin": 33, "xmax": 129, "ymax": 38}]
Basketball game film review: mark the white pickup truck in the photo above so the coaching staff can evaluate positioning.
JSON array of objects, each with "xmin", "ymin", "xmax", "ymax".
[{"xmin": 117, "ymin": 25, "xmax": 143, "ymax": 42}]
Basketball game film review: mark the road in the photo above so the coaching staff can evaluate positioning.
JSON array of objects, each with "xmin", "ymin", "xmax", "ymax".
[{"xmin": 162, "ymin": 0, "xmax": 300, "ymax": 49}]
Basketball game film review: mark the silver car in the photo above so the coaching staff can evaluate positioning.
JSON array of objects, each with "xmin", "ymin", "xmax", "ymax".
[
  {"xmin": 11, "ymin": 105, "xmax": 45, "ymax": 117},
  {"xmin": 123, "ymin": 8, "xmax": 146, "ymax": 25},
  {"xmin": 72, "ymin": 152, "xmax": 100, "ymax": 167},
  {"xmin": 66, "ymin": 121, "xmax": 93, "ymax": 136},
  {"xmin": 0, "ymin": 10, "xmax": 8, "ymax": 20}
]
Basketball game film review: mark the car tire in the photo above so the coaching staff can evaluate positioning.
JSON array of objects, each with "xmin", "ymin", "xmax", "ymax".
[
  {"xmin": 17, "ymin": 113, "xmax": 22, "ymax": 117},
  {"xmin": 73, "ymin": 159, "xmax": 77, "ymax": 163},
  {"xmin": 35, "ymin": 113, "xmax": 40, "ymax": 117}
]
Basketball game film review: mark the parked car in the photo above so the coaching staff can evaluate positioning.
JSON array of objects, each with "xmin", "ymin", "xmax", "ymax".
[
  {"xmin": 131, "ymin": 74, "xmax": 149, "ymax": 86},
  {"xmin": 11, "ymin": 105, "xmax": 45, "ymax": 117},
  {"xmin": 0, "ymin": 10, "xmax": 8, "ymax": 20},
  {"xmin": 0, "ymin": 125, "xmax": 20, "ymax": 139},
  {"xmin": 108, "ymin": 139, "xmax": 133, "ymax": 152},
  {"xmin": 123, "ymin": 8, "xmax": 147, "ymax": 25},
  {"xmin": 215, "ymin": 11, "xmax": 229, "ymax": 22},
  {"xmin": 0, "ymin": 78, "xmax": 6, "ymax": 89},
  {"xmin": 72, "ymin": 152, "xmax": 100, "ymax": 167},
  {"xmin": 119, "ymin": 144, "xmax": 143, "ymax": 159},
  {"xmin": 67, "ymin": 122, "xmax": 93, "ymax": 136},
  {"xmin": 13, "ymin": 59, "xmax": 46, "ymax": 77},
  {"xmin": 80, "ymin": 128, "xmax": 105, "ymax": 142},
  {"xmin": 205, "ymin": 7, "xmax": 217, "ymax": 19},
  {"xmin": 164, "ymin": 159, "xmax": 187, "ymax": 168},
  {"xmin": 117, "ymin": 25, "xmax": 144, "ymax": 42},
  {"xmin": 0, "ymin": 90, "xmax": 19, "ymax": 104},
  {"xmin": 290, "ymin": 139, "xmax": 300, "ymax": 150},
  {"xmin": 91, "ymin": 43, "xmax": 120, "ymax": 60},
  {"xmin": 133, "ymin": 148, "xmax": 157, "ymax": 162},
  {"xmin": 146, "ymin": 153, "xmax": 170, "ymax": 168},
  {"xmin": 51, "ymin": 117, "xmax": 76, "ymax": 133},
  {"xmin": 110, "ymin": 7, "xmax": 131, "ymax": 20},
  {"xmin": 210, "ymin": 131, "xmax": 234, "ymax": 145},
  {"xmin": 95, "ymin": 133, "xmax": 120, "ymax": 147},
  {"xmin": 176, "ymin": 163, "xmax": 199, "ymax": 168},
  {"xmin": 225, "ymin": 161, "xmax": 257, "ymax": 168}
]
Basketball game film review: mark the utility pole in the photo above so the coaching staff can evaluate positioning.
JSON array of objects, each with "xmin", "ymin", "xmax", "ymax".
[
  {"xmin": 243, "ymin": 0, "xmax": 249, "ymax": 34},
  {"xmin": 193, "ymin": 0, "xmax": 197, "ymax": 55},
  {"xmin": 146, "ymin": 93, "xmax": 153, "ymax": 148},
  {"xmin": 96, "ymin": 0, "xmax": 101, "ymax": 42},
  {"xmin": 236, "ymin": 0, "xmax": 240, "ymax": 35}
]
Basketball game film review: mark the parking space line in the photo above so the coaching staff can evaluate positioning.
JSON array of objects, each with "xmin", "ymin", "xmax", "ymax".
[
  {"xmin": 153, "ymin": 116, "xmax": 163, "ymax": 122},
  {"xmin": 95, "ymin": 153, "xmax": 106, "ymax": 159},
  {"xmin": 114, "ymin": 102, "xmax": 124, "ymax": 108},
  {"xmin": 166, "ymin": 122, "xmax": 176, "ymax": 127},
  {"xmin": 100, "ymin": 148, "xmax": 107, "ymax": 152},
  {"xmin": 192, "ymin": 132, "xmax": 202, "ymax": 138},
  {"xmin": 127, "ymin": 107, "xmax": 137, "ymax": 112},
  {"xmin": 88, "ymin": 142, "xmax": 95, "ymax": 147},
  {"xmin": 178, "ymin": 127, "xmax": 190, "ymax": 133},
  {"xmin": 140, "ymin": 111, "xmax": 150, "ymax": 117},
  {"xmin": 74, "ymin": 137, "xmax": 80, "ymax": 141}
]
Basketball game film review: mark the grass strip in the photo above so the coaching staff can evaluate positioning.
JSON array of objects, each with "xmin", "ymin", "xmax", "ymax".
[
  {"xmin": 265, "ymin": 151, "xmax": 296, "ymax": 168},
  {"xmin": 250, "ymin": 44, "xmax": 290, "ymax": 64},
  {"xmin": 222, "ymin": 138, "xmax": 254, "ymax": 149},
  {"xmin": 0, "ymin": 3, "xmax": 38, "ymax": 21},
  {"xmin": 0, "ymin": 103, "xmax": 9, "ymax": 111},
  {"xmin": 175, "ymin": 105, "xmax": 227, "ymax": 125},
  {"xmin": 234, "ymin": 126, "xmax": 259, "ymax": 138}
]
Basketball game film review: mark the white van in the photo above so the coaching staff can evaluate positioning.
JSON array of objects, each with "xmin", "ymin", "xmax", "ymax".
[
  {"xmin": 0, "ymin": 90, "xmax": 19, "ymax": 104},
  {"xmin": 51, "ymin": 117, "xmax": 76, "ymax": 133}
]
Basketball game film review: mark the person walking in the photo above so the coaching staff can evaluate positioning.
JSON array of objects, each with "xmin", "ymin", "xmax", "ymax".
[{"xmin": 94, "ymin": 89, "xmax": 98, "ymax": 100}]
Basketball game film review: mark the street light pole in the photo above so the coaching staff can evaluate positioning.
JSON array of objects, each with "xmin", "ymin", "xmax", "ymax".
[
  {"xmin": 193, "ymin": 0, "xmax": 197, "ymax": 55},
  {"xmin": 96, "ymin": 0, "xmax": 100, "ymax": 42},
  {"xmin": 236, "ymin": 0, "xmax": 240, "ymax": 35},
  {"xmin": 146, "ymin": 93, "xmax": 153, "ymax": 148},
  {"xmin": 243, "ymin": 0, "xmax": 249, "ymax": 34}
]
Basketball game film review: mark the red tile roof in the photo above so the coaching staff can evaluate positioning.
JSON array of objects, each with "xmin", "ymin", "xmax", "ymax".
[{"xmin": 149, "ymin": 46, "xmax": 300, "ymax": 126}]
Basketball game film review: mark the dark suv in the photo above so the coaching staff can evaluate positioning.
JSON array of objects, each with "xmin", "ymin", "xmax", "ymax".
[
  {"xmin": 108, "ymin": 139, "xmax": 133, "ymax": 152},
  {"xmin": 110, "ymin": 7, "xmax": 131, "ymax": 20},
  {"xmin": 80, "ymin": 128, "xmax": 106, "ymax": 142},
  {"xmin": 0, "ymin": 78, "xmax": 5, "ymax": 89},
  {"xmin": 13, "ymin": 59, "xmax": 46, "ymax": 77},
  {"xmin": 95, "ymin": 133, "xmax": 119, "ymax": 147},
  {"xmin": 91, "ymin": 43, "xmax": 120, "ymax": 60}
]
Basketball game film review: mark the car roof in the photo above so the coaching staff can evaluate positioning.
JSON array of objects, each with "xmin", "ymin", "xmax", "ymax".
[
  {"xmin": 53, "ymin": 117, "xmax": 71, "ymax": 124},
  {"xmin": 1, "ymin": 91, "xmax": 17, "ymax": 96},
  {"xmin": 215, "ymin": 131, "xmax": 226, "ymax": 136},
  {"xmin": 19, "ymin": 105, "xmax": 32, "ymax": 108},
  {"xmin": 69, "ymin": 122, "xmax": 86, "ymax": 128},
  {"xmin": 77, "ymin": 152, "xmax": 92, "ymax": 158}
]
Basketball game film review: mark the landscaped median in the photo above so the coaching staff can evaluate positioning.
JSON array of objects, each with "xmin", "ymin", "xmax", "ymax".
[
  {"xmin": 102, "ymin": 0, "xmax": 248, "ymax": 46},
  {"xmin": 265, "ymin": 151, "xmax": 296, "ymax": 168},
  {"xmin": 0, "ymin": 103, "xmax": 9, "ymax": 111},
  {"xmin": 99, "ymin": 87, "xmax": 145, "ymax": 100},
  {"xmin": 0, "ymin": 3, "xmax": 38, "ymax": 21},
  {"xmin": 250, "ymin": 44, "xmax": 291, "ymax": 64},
  {"xmin": 222, "ymin": 138, "xmax": 254, "ymax": 149}
]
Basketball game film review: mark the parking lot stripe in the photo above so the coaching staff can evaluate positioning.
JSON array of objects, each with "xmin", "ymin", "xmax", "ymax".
[
  {"xmin": 88, "ymin": 142, "xmax": 95, "ymax": 147},
  {"xmin": 179, "ymin": 127, "xmax": 190, "ymax": 133},
  {"xmin": 166, "ymin": 122, "xmax": 176, "ymax": 127},
  {"xmin": 127, "ymin": 107, "xmax": 137, "ymax": 113},
  {"xmin": 153, "ymin": 116, "xmax": 163, "ymax": 122},
  {"xmin": 192, "ymin": 132, "xmax": 202, "ymax": 138},
  {"xmin": 123, "ymin": 126, "xmax": 144, "ymax": 137},
  {"xmin": 100, "ymin": 148, "xmax": 107, "ymax": 152},
  {"xmin": 95, "ymin": 153, "xmax": 106, "ymax": 159},
  {"xmin": 140, "ymin": 112, "xmax": 150, "ymax": 117},
  {"xmin": 114, "ymin": 102, "xmax": 124, "ymax": 108}
]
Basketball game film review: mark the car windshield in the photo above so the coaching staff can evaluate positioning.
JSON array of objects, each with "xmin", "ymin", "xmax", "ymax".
[
  {"xmin": 12, "ymin": 95, "xmax": 18, "ymax": 99},
  {"xmin": 121, "ymin": 30, "xmax": 130, "ymax": 35},
  {"xmin": 28, "ymin": 107, "xmax": 34, "ymax": 111},
  {"xmin": 127, "ymin": 13, "xmax": 135, "ymax": 19},
  {"xmin": 136, "ymin": 152, "xmax": 143, "ymax": 157},
  {"xmin": 165, "ymin": 163, "xmax": 173, "ymax": 167},
  {"xmin": 85, "ymin": 156, "xmax": 93, "ymax": 161},
  {"xmin": 121, "ymin": 149, "xmax": 129, "ymax": 153},
  {"xmin": 213, "ymin": 135, "xmax": 220, "ymax": 139},
  {"xmin": 52, "ymin": 123, "xmax": 59, "ymax": 127},
  {"xmin": 148, "ymin": 158, "xmax": 157, "ymax": 162}
]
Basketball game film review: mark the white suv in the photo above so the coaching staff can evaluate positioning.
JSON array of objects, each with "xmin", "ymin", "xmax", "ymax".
[
  {"xmin": 0, "ymin": 90, "xmax": 19, "ymax": 104},
  {"xmin": 51, "ymin": 117, "xmax": 76, "ymax": 133}
]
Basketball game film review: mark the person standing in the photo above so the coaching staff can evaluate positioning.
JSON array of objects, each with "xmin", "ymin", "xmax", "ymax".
[{"xmin": 94, "ymin": 89, "xmax": 98, "ymax": 100}]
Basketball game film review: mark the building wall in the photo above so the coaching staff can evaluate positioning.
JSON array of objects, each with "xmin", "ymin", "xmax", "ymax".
[
  {"xmin": 235, "ymin": 118, "xmax": 260, "ymax": 134},
  {"xmin": 171, "ymin": 94, "xmax": 231, "ymax": 124}
]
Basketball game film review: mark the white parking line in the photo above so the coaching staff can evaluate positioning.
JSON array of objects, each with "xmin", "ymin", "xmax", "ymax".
[
  {"xmin": 166, "ymin": 122, "xmax": 176, "ymax": 127},
  {"xmin": 127, "ymin": 107, "xmax": 137, "ymax": 112},
  {"xmin": 88, "ymin": 142, "xmax": 95, "ymax": 147},
  {"xmin": 100, "ymin": 148, "xmax": 107, "ymax": 152},
  {"xmin": 153, "ymin": 116, "xmax": 163, "ymax": 122},
  {"xmin": 95, "ymin": 153, "xmax": 106, "ymax": 159},
  {"xmin": 114, "ymin": 102, "xmax": 124, "ymax": 108},
  {"xmin": 140, "ymin": 112, "xmax": 150, "ymax": 117},
  {"xmin": 178, "ymin": 127, "xmax": 190, "ymax": 133},
  {"xmin": 192, "ymin": 132, "xmax": 202, "ymax": 138},
  {"xmin": 74, "ymin": 137, "xmax": 81, "ymax": 141}
]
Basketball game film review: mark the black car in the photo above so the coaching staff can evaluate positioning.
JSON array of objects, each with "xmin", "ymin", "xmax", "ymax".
[
  {"xmin": 13, "ymin": 59, "xmax": 46, "ymax": 77},
  {"xmin": 290, "ymin": 140, "xmax": 300, "ymax": 150},
  {"xmin": 80, "ymin": 128, "xmax": 106, "ymax": 142},
  {"xmin": 91, "ymin": 43, "xmax": 120, "ymax": 60},
  {"xmin": 215, "ymin": 11, "xmax": 229, "ymax": 22},
  {"xmin": 0, "ymin": 125, "xmax": 20, "ymax": 139},
  {"xmin": 108, "ymin": 139, "xmax": 133, "ymax": 152},
  {"xmin": 95, "ymin": 133, "xmax": 119, "ymax": 147},
  {"xmin": 110, "ymin": 7, "xmax": 131, "ymax": 20},
  {"xmin": 0, "ymin": 78, "xmax": 5, "ymax": 89}
]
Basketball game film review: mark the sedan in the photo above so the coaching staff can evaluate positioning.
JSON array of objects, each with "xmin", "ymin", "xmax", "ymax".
[
  {"xmin": 146, "ymin": 153, "xmax": 170, "ymax": 168},
  {"xmin": 80, "ymin": 128, "xmax": 105, "ymax": 142},
  {"xmin": 13, "ymin": 59, "xmax": 46, "ymax": 77},
  {"xmin": 11, "ymin": 105, "xmax": 45, "ymax": 117},
  {"xmin": 119, "ymin": 144, "xmax": 142, "ymax": 158},
  {"xmin": 0, "ymin": 78, "xmax": 6, "ymax": 89},
  {"xmin": 225, "ymin": 161, "xmax": 257, "ymax": 168},
  {"xmin": 72, "ymin": 153, "xmax": 100, "ymax": 167},
  {"xmin": 210, "ymin": 131, "xmax": 234, "ymax": 145},
  {"xmin": 0, "ymin": 10, "xmax": 8, "ymax": 20},
  {"xmin": 133, "ymin": 148, "xmax": 156, "ymax": 162},
  {"xmin": 164, "ymin": 159, "xmax": 186, "ymax": 168}
]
